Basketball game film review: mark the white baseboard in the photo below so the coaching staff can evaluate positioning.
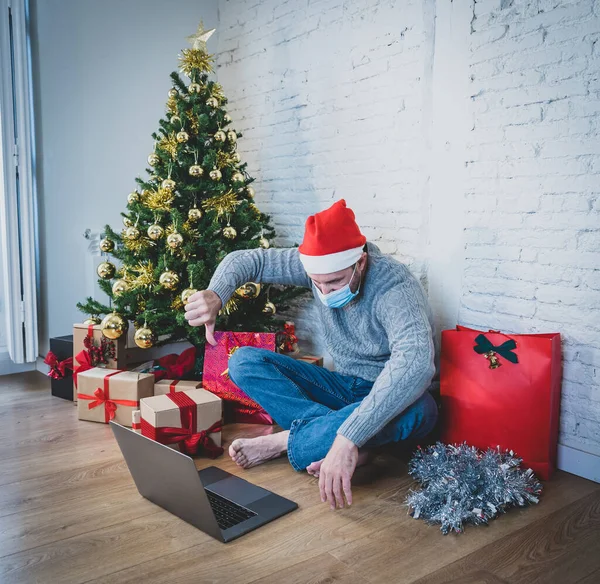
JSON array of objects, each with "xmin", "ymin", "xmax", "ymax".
[
  {"xmin": 0, "ymin": 348, "xmax": 36, "ymax": 375},
  {"xmin": 557, "ymin": 443, "xmax": 600, "ymax": 484}
]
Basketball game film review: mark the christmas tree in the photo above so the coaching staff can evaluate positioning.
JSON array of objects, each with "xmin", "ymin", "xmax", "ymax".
[{"xmin": 77, "ymin": 21, "xmax": 308, "ymax": 364}]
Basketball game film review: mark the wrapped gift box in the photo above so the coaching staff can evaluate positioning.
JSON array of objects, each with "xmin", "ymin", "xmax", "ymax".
[
  {"xmin": 154, "ymin": 379, "xmax": 202, "ymax": 396},
  {"xmin": 132, "ymin": 409, "xmax": 142, "ymax": 433},
  {"xmin": 140, "ymin": 389, "xmax": 223, "ymax": 457},
  {"xmin": 73, "ymin": 323, "xmax": 149, "ymax": 402},
  {"xmin": 46, "ymin": 335, "xmax": 75, "ymax": 400},
  {"xmin": 76, "ymin": 368, "xmax": 154, "ymax": 426}
]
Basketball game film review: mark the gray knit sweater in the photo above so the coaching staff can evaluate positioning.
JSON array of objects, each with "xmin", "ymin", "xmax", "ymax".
[{"xmin": 207, "ymin": 241, "xmax": 437, "ymax": 447}]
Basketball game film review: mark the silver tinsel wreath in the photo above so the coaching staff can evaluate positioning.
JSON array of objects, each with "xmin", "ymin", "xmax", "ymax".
[{"xmin": 405, "ymin": 441, "xmax": 543, "ymax": 535}]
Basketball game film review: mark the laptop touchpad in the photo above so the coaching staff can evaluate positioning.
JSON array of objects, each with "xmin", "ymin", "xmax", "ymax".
[{"xmin": 208, "ymin": 477, "xmax": 269, "ymax": 506}]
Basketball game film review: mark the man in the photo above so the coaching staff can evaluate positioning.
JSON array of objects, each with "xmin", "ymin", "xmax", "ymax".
[{"xmin": 185, "ymin": 199, "xmax": 438, "ymax": 511}]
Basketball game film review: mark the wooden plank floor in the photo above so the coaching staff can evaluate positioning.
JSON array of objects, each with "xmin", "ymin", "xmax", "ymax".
[{"xmin": 0, "ymin": 371, "xmax": 599, "ymax": 584}]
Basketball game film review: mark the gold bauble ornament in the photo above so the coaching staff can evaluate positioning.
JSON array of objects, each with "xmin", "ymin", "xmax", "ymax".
[
  {"xmin": 246, "ymin": 186, "xmax": 255, "ymax": 198},
  {"xmin": 162, "ymin": 178, "xmax": 176, "ymax": 191},
  {"xmin": 188, "ymin": 83, "xmax": 202, "ymax": 94},
  {"xmin": 236, "ymin": 282, "xmax": 261, "ymax": 299},
  {"xmin": 232, "ymin": 172, "xmax": 244, "ymax": 184},
  {"xmin": 83, "ymin": 316, "xmax": 101, "ymax": 325},
  {"xmin": 159, "ymin": 270, "xmax": 180, "ymax": 289},
  {"xmin": 227, "ymin": 130, "xmax": 237, "ymax": 142},
  {"xmin": 134, "ymin": 326, "xmax": 155, "ymax": 349},
  {"xmin": 224, "ymin": 113, "xmax": 232, "ymax": 123},
  {"xmin": 124, "ymin": 226, "xmax": 140, "ymax": 240},
  {"xmin": 128, "ymin": 191, "xmax": 140, "ymax": 204},
  {"xmin": 263, "ymin": 301, "xmax": 276, "ymax": 315},
  {"xmin": 231, "ymin": 152, "xmax": 241, "ymax": 163},
  {"xmin": 112, "ymin": 279, "xmax": 128, "ymax": 296},
  {"xmin": 206, "ymin": 97, "xmax": 218, "ymax": 108},
  {"xmin": 147, "ymin": 153, "xmax": 160, "ymax": 166},
  {"xmin": 147, "ymin": 224, "xmax": 164, "ymax": 240},
  {"xmin": 97, "ymin": 261, "xmax": 116, "ymax": 279},
  {"xmin": 223, "ymin": 226, "xmax": 237, "ymax": 239},
  {"xmin": 209, "ymin": 168, "xmax": 222, "ymax": 181},
  {"xmin": 167, "ymin": 232, "xmax": 184, "ymax": 249},
  {"xmin": 101, "ymin": 312, "xmax": 128, "ymax": 340},
  {"xmin": 100, "ymin": 238, "xmax": 114, "ymax": 252},
  {"xmin": 259, "ymin": 237, "xmax": 270, "ymax": 249},
  {"xmin": 123, "ymin": 216, "xmax": 134, "ymax": 227},
  {"xmin": 170, "ymin": 115, "xmax": 181, "ymax": 125},
  {"xmin": 181, "ymin": 288, "xmax": 197, "ymax": 304},
  {"xmin": 214, "ymin": 130, "xmax": 226, "ymax": 142},
  {"xmin": 168, "ymin": 88, "xmax": 179, "ymax": 98},
  {"xmin": 189, "ymin": 164, "xmax": 204, "ymax": 177},
  {"xmin": 188, "ymin": 207, "xmax": 202, "ymax": 221},
  {"xmin": 176, "ymin": 130, "xmax": 189, "ymax": 143}
]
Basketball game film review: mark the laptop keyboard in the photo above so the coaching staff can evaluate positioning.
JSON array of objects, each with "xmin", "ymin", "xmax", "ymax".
[{"xmin": 205, "ymin": 489, "xmax": 257, "ymax": 530}]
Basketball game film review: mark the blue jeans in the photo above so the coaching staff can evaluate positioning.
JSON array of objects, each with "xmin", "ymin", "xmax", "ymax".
[{"xmin": 227, "ymin": 347, "xmax": 438, "ymax": 472}]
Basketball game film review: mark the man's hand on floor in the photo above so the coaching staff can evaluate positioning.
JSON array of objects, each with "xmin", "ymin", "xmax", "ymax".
[{"xmin": 319, "ymin": 435, "xmax": 358, "ymax": 510}]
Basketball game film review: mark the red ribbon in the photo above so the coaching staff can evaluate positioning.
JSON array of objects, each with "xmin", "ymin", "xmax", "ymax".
[
  {"xmin": 169, "ymin": 380, "xmax": 180, "ymax": 393},
  {"xmin": 141, "ymin": 391, "xmax": 224, "ymax": 458},
  {"xmin": 44, "ymin": 351, "xmax": 73, "ymax": 379},
  {"xmin": 132, "ymin": 422, "xmax": 142, "ymax": 430},
  {"xmin": 73, "ymin": 349, "xmax": 94, "ymax": 389},
  {"xmin": 77, "ymin": 370, "xmax": 139, "ymax": 423},
  {"xmin": 153, "ymin": 347, "xmax": 196, "ymax": 381}
]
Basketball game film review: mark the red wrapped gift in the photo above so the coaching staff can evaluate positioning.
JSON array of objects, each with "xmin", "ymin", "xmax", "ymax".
[
  {"xmin": 440, "ymin": 325, "xmax": 562, "ymax": 480},
  {"xmin": 203, "ymin": 331, "xmax": 276, "ymax": 425}
]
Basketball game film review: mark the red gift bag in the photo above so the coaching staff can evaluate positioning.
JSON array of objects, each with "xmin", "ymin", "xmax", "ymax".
[
  {"xmin": 440, "ymin": 325, "xmax": 562, "ymax": 480},
  {"xmin": 202, "ymin": 331, "xmax": 276, "ymax": 425}
]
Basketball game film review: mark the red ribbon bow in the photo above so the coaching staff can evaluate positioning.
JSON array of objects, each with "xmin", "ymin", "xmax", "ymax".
[
  {"xmin": 141, "ymin": 391, "xmax": 224, "ymax": 458},
  {"xmin": 77, "ymin": 370, "xmax": 139, "ymax": 423},
  {"xmin": 73, "ymin": 349, "xmax": 93, "ymax": 389},
  {"xmin": 44, "ymin": 351, "xmax": 74, "ymax": 379},
  {"xmin": 153, "ymin": 347, "xmax": 197, "ymax": 381}
]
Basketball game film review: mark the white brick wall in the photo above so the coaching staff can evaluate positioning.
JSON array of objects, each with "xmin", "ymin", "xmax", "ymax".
[
  {"xmin": 216, "ymin": 0, "xmax": 600, "ymax": 462},
  {"xmin": 461, "ymin": 0, "xmax": 600, "ymax": 458}
]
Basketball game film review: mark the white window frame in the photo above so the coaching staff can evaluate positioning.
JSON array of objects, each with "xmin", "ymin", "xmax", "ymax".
[{"xmin": 0, "ymin": 0, "xmax": 39, "ymax": 366}]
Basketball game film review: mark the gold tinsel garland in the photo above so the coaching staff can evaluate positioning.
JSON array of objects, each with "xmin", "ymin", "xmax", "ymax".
[
  {"xmin": 121, "ymin": 262, "xmax": 155, "ymax": 289},
  {"xmin": 145, "ymin": 187, "xmax": 175, "ymax": 212},
  {"xmin": 216, "ymin": 151, "xmax": 238, "ymax": 169},
  {"xmin": 121, "ymin": 233, "xmax": 155, "ymax": 254},
  {"xmin": 210, "ymin": 83, "xmax": 225, "ymax": 102},
  {"xmin": 185, "ymin": 108, "xmax": 200, "ymax": 134},
  {"xmin": 158, "ymin": 133, "xmax": 179, "ymax": 159},
  {"xmin": 201, "ymin": 191, "xmax": 241, "ymax": 219},
  {"xmin": 166, "ymin": 95, "xmax": 178, "ymax": 116},
  {"xmin": 179, "ymin": 48, "xmax": 214, "ymax": 76},
  {"xmin": 171, "ymin": 296, "xmax": 184, "ymax": 311},
  {"xmin": 221, "ymin": 295, "xmax": 240, "ymax": 316}
]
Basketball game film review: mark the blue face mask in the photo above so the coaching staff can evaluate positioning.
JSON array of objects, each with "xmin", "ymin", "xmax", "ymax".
[{"xmin": 313, "ymin": 263, "xmax": 361, "ymax": 309}]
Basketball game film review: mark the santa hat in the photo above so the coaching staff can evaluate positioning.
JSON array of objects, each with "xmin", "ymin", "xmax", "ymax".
[{"xmin": 298, "ymin": 199, "xmax": 366, "ymax": 274}]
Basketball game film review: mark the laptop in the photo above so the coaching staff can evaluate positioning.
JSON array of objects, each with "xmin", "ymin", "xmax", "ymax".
[{"xmin": 110, "ymin": 421, "xmax": 298, "ymax": 543}]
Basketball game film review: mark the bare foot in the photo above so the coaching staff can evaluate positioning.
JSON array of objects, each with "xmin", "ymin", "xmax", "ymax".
[
  {"xmin": 306, "ymin": 448, "xmax": 373, "ymax": 477},
  {"xmin": 228, "ymin": 430, "xmax": 290, "ymax": 469}
]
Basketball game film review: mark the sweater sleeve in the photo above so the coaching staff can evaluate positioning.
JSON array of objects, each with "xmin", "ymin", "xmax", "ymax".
[
  {"xmin": 207, "ymin": 247, "xmax": 312, "ymax": 306},
  {"xmin": 335, "ymin": 275, "xmax": 436, "ymax": 447}
]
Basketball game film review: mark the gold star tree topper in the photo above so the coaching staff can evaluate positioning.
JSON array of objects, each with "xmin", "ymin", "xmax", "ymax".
[{"xmin": 187, "ymin": 21, "xmax": 215, "ymax": 51}]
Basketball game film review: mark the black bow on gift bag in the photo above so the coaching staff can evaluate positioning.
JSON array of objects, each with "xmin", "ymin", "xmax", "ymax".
[{"xmin": 473, "ymin": 334, "xmax": 519, "ymax": 369}]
